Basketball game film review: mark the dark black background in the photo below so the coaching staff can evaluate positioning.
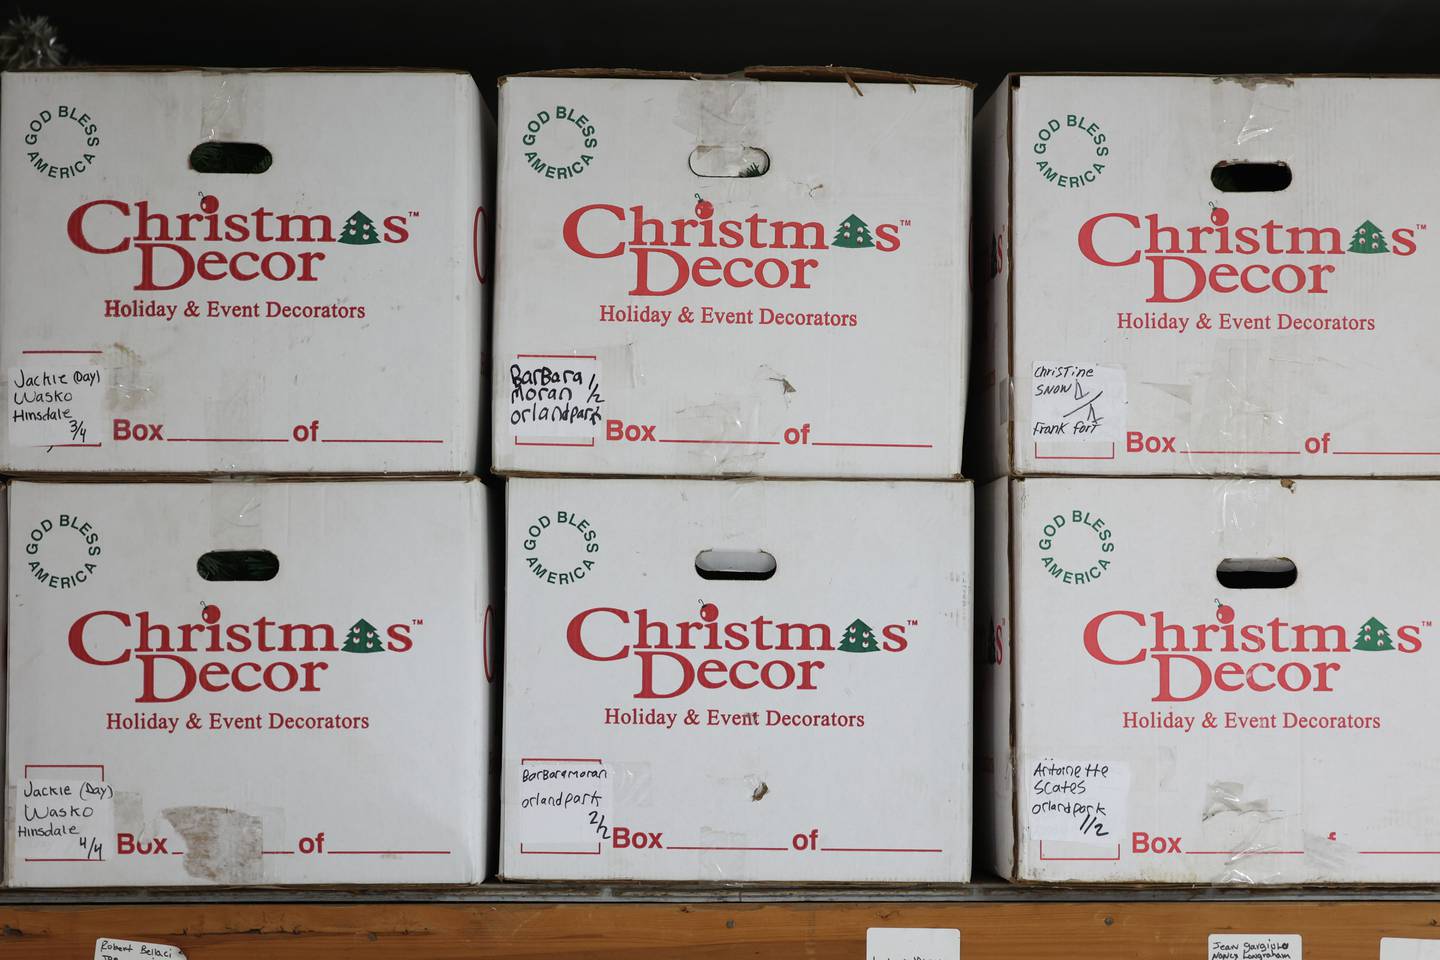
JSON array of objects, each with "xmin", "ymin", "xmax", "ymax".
[{"xmin": 4, "ymin": 0, "xmax": 1436, "ymax": 107}]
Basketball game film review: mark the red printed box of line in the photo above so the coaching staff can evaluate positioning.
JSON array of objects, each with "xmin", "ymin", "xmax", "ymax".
[{"xmin": 0, "ymin": 70, "xmax": 491, "ymax": 474}]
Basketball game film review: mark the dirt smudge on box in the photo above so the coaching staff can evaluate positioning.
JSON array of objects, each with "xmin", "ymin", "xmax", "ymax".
[{"xmin": 163, "ymin": 805, "xmax": 263, "ymax": 883}]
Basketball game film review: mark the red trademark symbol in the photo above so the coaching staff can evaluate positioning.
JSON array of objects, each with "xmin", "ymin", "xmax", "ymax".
[
  {"xmin": 1423, "ymin": 620, "xmax": 1433, "ymax": 627},
  {"xmin": 1419, "ymin": 224, "xmax": 1428, "ymax": 230},
  {"xmin": 899, "ymin": 219, "xmax": 912, "ymax": 227},
  {"xmin": 409, "ymin": 210, "xmax": 422, "ymax": 218},
  {"xmin": 413, "ymin": 618, "xmax": 424, "ymax": 625},
  {"xmin": 907, "ymin": 619, "xmax": 919, "ymax": 626}
]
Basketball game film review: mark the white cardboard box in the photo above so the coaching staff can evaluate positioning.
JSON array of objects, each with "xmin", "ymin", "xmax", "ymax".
[
  {"xmin": 972, "ymin": 75, "xmax": 1440, "ymax": 478},
  {"xmin": 1, "ymin": 70, "xmax": 491, "ymax": 474},
  {"xmin": 4, "ymin": 479, "xmax": 494, "ymax": 886},
  {"xmin": 493, "ymin": 71, "xmax": 971, "ymax": 479},
  {"xmin": 981, "ymin": 476, "xmax": 1440, "ymax": 882},
  {"xmin": 500, "ymin": 477, "xmax": 972, "ymax": 881}
]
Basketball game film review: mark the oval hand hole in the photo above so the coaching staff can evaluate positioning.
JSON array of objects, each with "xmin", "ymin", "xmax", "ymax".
[
  {"xmin": 197, "ymin": 550, "xmax": 279, "ymax": 581},
  {"xmin": 1216, "ymin": 557, "xmax": 1296, "ymax": 589},
  {"xmin": 695, "ymin": 549, "xmax": 777, "ymax": 581},
  {"xmin": 688, "ymin": 145, "xmax": 770, "ymax": 178},
  {"xmin": 189, "ymin": 142, "xmax": 273, "ymax": 174},
  {"xmin": 1211, "ymin": 161, "xmax": 1291, "ymax": 192}
]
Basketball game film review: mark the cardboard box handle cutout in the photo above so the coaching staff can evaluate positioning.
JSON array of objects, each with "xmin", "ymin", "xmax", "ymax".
[
  {"xmin": 688, "ymin": 145, "xmax": 771, "ymax": 178},
  {"xmin": 695, "ymin": 548, "xmax": 777, "ymax": 581},
  {"xmin": 196, "ymin": 549, "xmax": 280, "ymax": 582},
  {"xmin": 189, "ymin": 141, "xmax": 273, "ymax": 175},
  {"xmin": 1211, "ymin": 160, "xmax": 1292, "ymax": 192},
  {"xmin": 1215, "ymin": 557, "xmax": 1297, "ymax": 590}
]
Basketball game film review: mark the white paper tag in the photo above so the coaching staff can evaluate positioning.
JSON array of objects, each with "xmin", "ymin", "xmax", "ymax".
[
  {"xmin": 95, "ymin": 938, "xmax": 187, "ymax": 960},
  {"xmin": 16, "ymin": 777, "xmax": 114, "ymax": 862},
  {"xmin": 516, "ymin": 759, "xmax": 612, "ymax": 848},
  {"xmin": 1209, "ymin": 934, "xmax": 1301, "ymax": 960},
  {"xmin": 507, "ymin": 354, "xmax": 603, "ymax": 439},
  {"xmin": 1381, "ymin": 939, "xmax": 1440, "ymax": 959},
  {"xmin": 1026, "ymin": 757, "xmax": 1130, "ymax": 843},
  {"xmin": 9, "ymin": 361, "xmax": 104, "ymax": 447},
  {"xmin": 1030, "ymin": 361, "xmax": 1125, "ymax": 442},
  {"xmin": 867, "ymin": 928, "xmax": 960, "ymax": 960}
]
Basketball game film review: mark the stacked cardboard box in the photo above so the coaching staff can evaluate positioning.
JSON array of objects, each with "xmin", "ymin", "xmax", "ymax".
[
  {"xmin": 493, "ymin": 69, "xmax": 977, "ymax": 882},
  {"xmin": 2, "ymin": 70, "xmax": 497, "ymax": 886},
  {"xmin": 975, "ymin": 74, "xmax": 1440, "ymax": 883}
]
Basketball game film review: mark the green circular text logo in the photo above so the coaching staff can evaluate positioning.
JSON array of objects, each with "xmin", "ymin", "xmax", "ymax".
[
  {"xmin": 24, "ymin": 105, "xmax": 100, "ymax": 179},
  {"xmin": 520, "ymin": 105, "xmax": 598, "ymax": 180},
  {"xmin": 523, "ymin": 509, "xmax": 599, "ymax": 586},
  {"xmin": 1036, "ymin": 508, "xmax": 1114, "ymax": 586},
  {"xmin": 1032, "ymin": 113, "xmax": 1108, "ymax": 189},
  {"xmin": 25, "ymin": 512, "xmax": 102, "ymax": 589}
]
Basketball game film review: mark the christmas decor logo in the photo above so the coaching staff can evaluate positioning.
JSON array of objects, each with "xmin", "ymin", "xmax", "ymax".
[
  {"xmin": 66, "ymin": 194, "xmax": 412, "ymax": 291},
  {"xmin": 561, "ymin": 199, "xmax": 906, "ymax": 296},
  {"xmin": 66, "ymin": 603, "xmax": 419, "ymax": 702},
  {"xmin": 565, "ymin": 603, "xmax": 911, "ymax": 698},
  {"xmin": 1076, "ymin": 205, "xmax": 1418, "ymax": 303},
  {"xmin": 1082, "ymin": 600, "xmax": 1422, "ymax": 702}
]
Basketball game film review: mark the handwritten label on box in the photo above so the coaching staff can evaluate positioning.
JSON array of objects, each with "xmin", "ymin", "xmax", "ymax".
[
  {"xmin": 1209, "ymin": 934, "xmax": 1300, "ymax": 960},
  {"xmin": 1026, "ymin": 758, "xmax": 1130, "ymax": 843},
  {"xmin": 95, "ymin": 938, "xmax": 187, "ymax": 960},
  {"xmin": 508, "ymin": 355, "xmax": 603, "ymax": 439},
  {"xmin": 516, "ymin": 760, "xmax": 612, "ymax": 848},
  {"xmin": 9, "ymin": 362, "xmax": 104, "ymax": 447},
  {"xmin": 17, "ymin": 777, "xmax": 114, "ymax": 862},
  {"xmin": 1030, "ymin": 361, "xmax": 1125, "ymax": 442},
  {"xmin": 867, "ymin": 928, "xmax": 960, "ymax": 960}
]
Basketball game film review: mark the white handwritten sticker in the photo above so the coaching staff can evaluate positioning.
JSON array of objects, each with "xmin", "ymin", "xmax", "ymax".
[
  {"xmin": 95, "ymin": 938, "xmax": 188, "ymax": 960},
  {"xmin": 1026, "ymin": 758, "xmax": 1130, "ymax": 843},
  {"xmin": 10, "ymin": 361, "xmax": 104, "ymax": 447},
  {"xmin": 867, "ymin": 928, "xmax": 960, "ymax": 960},
  {"xmin": 1030, "ymin": 361, "xmax": 1125, "ymax": 442},
  {"xmin": 17, "ymin": 778, "xmax": 114, "ymax": 862},
  {"xmin": 508, "ymin": 355, "xmax": 603, "ymax": 439},
  {"xmin": 1381, "ymin": 940, "xmax": 1440, "ymax": 959},
  {"xmin": 1209, "ymin": 934, "xmax": 1301, "ymax": 960},
  {"xmin": 516, "ymin": 760, "xmax": 612, "ymax": 849}
]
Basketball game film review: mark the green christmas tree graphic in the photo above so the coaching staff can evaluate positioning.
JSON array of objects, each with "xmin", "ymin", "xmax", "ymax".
[
  {"xmin": 342, "ymin": 618, "xmax": 385, "ymax": 653},
  {"xmin": 1349, "ymin": 220, "xmax": 1389, "ymax": 254},
  {"xmin": 1353, "ymin": 616, "xmax": 1394, "ymax": 652},
  {"xmin": 838, "ymin": 618, "xmax": 880, "ymax": 653},
  {"xmin": 832, "ymin": 214, "xmax": 874, "ymax": 249},
  {"xmin": 339, "ymin": 210, "xmax": 381, "ymax": 246}
]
